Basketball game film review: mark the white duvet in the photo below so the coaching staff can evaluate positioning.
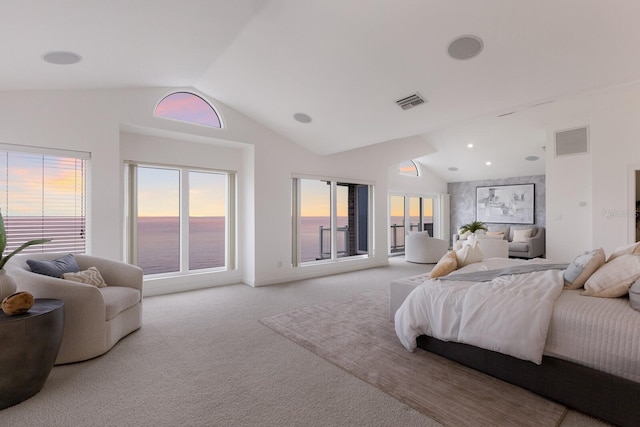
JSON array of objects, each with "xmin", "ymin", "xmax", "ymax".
[{"xmin": 394, "ymin": 258, "xmax": 565, "ymax": 364}]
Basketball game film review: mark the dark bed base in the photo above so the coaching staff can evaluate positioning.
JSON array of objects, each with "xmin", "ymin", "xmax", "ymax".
[{"xmin": 416, "ymin": 335, "xmax": 640, "ymax": 427}]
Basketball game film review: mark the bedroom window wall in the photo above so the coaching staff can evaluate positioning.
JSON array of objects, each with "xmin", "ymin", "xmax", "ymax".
[
  {"xmin": 292, "ymin": 177, "xmax": 372, "ymax": 265},
  {"xmin": 124, "ymin": 162, "xmax": 235, "ymax": 276}
]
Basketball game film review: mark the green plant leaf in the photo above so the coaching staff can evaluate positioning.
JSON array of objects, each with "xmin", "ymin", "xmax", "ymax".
[
  {"xmin": 0, "ymin": 210, "xmax": 6, "ymax": 255},
  {"xmin": 0, "ymin": 238, "xmax": 53, "ymax": 270}
]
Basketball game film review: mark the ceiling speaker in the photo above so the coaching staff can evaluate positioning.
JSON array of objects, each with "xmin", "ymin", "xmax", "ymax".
[{"xmin": 555, "ymin": 126, "xmax": 589, "ymax": 157}]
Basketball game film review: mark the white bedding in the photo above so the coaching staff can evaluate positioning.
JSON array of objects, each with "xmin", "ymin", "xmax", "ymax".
[
  {"xmin": 392, "ymin": 258, "xmax": 640, "ymax": 382},
  {"xmin": 394, "ymin": 258, "xmax": 565, "ymax": 364}
]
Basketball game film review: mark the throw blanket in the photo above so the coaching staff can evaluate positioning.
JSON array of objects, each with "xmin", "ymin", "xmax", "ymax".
[
  {"xmin": 438, "ymin": 263, "xmax": 568, "ymax": 282},
  {"xmin": 395, "ymin": 260, "xmax": 565, "ymax": 364}
]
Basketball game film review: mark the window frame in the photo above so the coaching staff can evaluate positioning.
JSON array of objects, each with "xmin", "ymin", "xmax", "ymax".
[
  {"xmin": 124, "ymin": 160, "xmax": 236, "ymax": 277},
  {"xmin": 292, "ymin": 175, "xmax": 373, "ymax": 266}
]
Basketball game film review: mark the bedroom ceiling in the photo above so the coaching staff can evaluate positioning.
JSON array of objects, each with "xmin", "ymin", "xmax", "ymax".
[{"xmin": 3, "ymin": 1, "xmax": 640, "ymax": 181}]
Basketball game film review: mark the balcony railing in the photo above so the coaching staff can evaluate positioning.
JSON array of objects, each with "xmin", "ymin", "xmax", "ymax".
[
  {"xmin": 390, "ymin": 222, "xmax": 434, "ymax": 253},
  {"xmin": 318, "ymin": 225, "xmax": 349, "ymax": 259}
]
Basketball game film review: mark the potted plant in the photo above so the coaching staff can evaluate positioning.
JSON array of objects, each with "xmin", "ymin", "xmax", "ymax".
[
  {"xmin": 458, "ymin": 221, "xmax": 487, "ymax": 240},
  {"xmin": 459, "ymin": 221, "xmax": 487, "ymax": 234},
  {"xmin": 0, "ymin": 210, "xmax": 52, "ymax": 300}
]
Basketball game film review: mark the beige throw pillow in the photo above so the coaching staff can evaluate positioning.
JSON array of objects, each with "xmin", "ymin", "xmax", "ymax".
[
  {"xmin": 583, "ymin": 254, "xmax": 640, "ymax": 298},
  {"xmin": 429, "ymin": 251, "xmax": 458, "ymax": 279},
  {"xmin": 455, "ymin": 240, "xmax": 484, "ymax": 267},
  {"xmin": 63, "ymin": 266, "xmax": 108, "ymax": 288},
  {"xmin": 563, "ymin": 248, "xmax": 606, "ymax": 290},
  {"xmin": 484, "ymin": 231, "xmax": 505, "ymax": 239},
  {"xmin": 607, "ymin": 241, "xmax": 640, "ymax": 262},
  {"xmin": 512, "ymin": 228, "xmax": 533, "ymax": 243}
]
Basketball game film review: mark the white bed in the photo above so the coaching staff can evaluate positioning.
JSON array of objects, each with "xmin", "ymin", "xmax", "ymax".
[
  {"xmin": 390, "ymin": 257, "xmax": 640, "ymax": 426},
  {"xmin": 392, "ymin": 257, "xmax": 640, "ymax": 382}
]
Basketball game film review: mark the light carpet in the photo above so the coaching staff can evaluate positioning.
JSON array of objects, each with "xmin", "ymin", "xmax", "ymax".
[{"xmin": 261, "ymin": 290, "xmax": 567, "ymax": 427}]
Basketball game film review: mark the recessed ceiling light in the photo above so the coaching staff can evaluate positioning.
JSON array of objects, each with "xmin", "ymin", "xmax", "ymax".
[
  {"xmin": 467, "ymin": 143, "xmax": 474, "ymax": 148},
  {"xmin": 525, "ymin": 156, "xmax": 540, "ymax": 161},
  {"xmin": 42, "ymin": 51, "xmax": 83, "ymax": 65},
  {"xmin": 485, "ymin": 161, "xmax": 492, "ymax": 166},
  {"xmin": 293, "ymin": 113, "xmax": 312, "ymax": 124},
  {"xmin": 448, "ymin": 35, "xmax": 484, "ymax": 60},
  {"xmin": 448, "ymin": 167, "xmax": 459, "ymax": 171}
]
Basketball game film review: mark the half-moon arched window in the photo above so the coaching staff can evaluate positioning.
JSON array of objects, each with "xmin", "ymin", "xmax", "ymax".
[
  {"xmin": 154, "ymin": 92, "xmax": 222, "ymax": 128},
  {"xmin": 399, "ymin": 160, "xmax": 419, "ymax": 176}
]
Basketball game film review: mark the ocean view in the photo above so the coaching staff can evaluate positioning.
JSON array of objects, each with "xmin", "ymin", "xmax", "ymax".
[{"xmin": 137, "ymin": 215, "xmax": 434, "ymax": 273}]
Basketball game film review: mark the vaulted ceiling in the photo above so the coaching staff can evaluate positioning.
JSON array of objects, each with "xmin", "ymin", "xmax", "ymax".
[{"xmin": 4, "ymin": 1, "xmax": 640, "ymax": 181}]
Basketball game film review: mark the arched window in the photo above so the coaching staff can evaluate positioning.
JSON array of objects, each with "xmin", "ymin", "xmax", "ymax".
[
  {"xmin": 399, "ymin": 160, "xmax": 419, "ymax": 176},
  {"xmin": 154, "ymin": 92, "xmax": 222, "ymax": 128}
]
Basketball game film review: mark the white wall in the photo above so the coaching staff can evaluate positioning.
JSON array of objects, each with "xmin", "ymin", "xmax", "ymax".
[
  {"xmin": 545, "ymin": 83, "xmax": 640, "ymax": 261},
  {"xmin": 0, "ymin": 87, "xmax": 438, "ymax": 293}
]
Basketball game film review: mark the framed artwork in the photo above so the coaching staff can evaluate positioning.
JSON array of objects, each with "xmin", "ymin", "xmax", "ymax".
[{"xmin": 476, "ymin": 184, "xmax": 535, "ymax": 224}]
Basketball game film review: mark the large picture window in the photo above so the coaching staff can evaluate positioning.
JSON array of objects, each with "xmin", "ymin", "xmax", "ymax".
[
  {"xmin": 292, "ymin": 177, "xmax": 372, "ymax": 265},
  {"xmin": 125, "ymin": 162, "xmax": 234, "ymax": 276},
  {"xmin": 0, "ymin": 145, "xmax": 88, "ymax": 254}
]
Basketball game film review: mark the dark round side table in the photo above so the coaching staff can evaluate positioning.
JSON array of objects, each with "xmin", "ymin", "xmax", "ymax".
[{"xmin": 0, "ymin": 299, "xmax": 64, "ymax": 410}]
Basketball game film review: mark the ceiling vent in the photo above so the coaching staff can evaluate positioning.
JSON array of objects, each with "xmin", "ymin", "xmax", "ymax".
[
  {"xmin": 396, "ymin": 93, "xmax": 427, "ymax": 110},
  {"xmin": 554, "ymin": 126, "xmax": 589, "ymax": 157}
]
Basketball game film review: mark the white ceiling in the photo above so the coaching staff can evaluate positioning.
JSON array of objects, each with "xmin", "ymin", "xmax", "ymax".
[{"xmin": 3, "ymin": 1, "xmax": 640, "ymax": 181}]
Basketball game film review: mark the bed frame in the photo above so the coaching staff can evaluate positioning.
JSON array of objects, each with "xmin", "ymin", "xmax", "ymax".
[{"xmin": 416, "ymin": 335, "xmax": 640, "ymax": 427}]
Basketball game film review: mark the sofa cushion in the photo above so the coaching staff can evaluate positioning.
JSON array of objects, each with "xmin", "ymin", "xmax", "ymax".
[
  {"xmin": 509, "ymin": 242, "xmax": 530, "ymax": 252},
  {"xmin": 509, "ymin": 225, "xmax": 537, "ymax": 241},
  {"xmin": 100, "ymin": 286, "xmax": 141, "ymax": 320},
  {"xmin": 27, "ymin": 253, "xmax": 80, "ymax": 278},
  {"xmin": 487, "ymin": 225, "xmax": 510, "ymax": 239}
]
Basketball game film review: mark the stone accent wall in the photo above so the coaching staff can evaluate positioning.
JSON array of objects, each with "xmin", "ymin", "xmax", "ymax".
[{"xmin": 448, "ymin": 175, "xmax": 545, "ymax": 239}]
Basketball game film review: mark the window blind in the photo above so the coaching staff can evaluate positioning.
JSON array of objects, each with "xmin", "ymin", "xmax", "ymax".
[{"xmin": 0, "ymin": 150, "xmax": 87, "ymax": 255}]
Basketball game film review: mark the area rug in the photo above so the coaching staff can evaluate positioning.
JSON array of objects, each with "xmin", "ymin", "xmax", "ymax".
[{"xmin": 260, "ymin": 291, "xmax": 567, "ymax": 427}]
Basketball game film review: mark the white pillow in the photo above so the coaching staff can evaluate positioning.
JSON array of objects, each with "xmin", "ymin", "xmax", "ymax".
[
  {"xmin": 563, "ymin": 248, "xmax": 606, "ymax": 290},
  {"xmin": 512, "ymin": 228, "xmax": 533, "ymax": 243},
  {"xmin": 583, "ymin": 254, "xmax": 640, "ymax": 298},
  {"xmin": 455, "ymin": 240, "xmax": 484, "ymax": 267},
  {"xmin": 458, "ymin": 230, "xmax": 472, "ymax": 240}
]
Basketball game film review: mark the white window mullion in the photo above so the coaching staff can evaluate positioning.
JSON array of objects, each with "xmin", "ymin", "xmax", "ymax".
[
  {"xmin": 330, "ymin": 181, "xmax": 337, "ymax": 260},
  {"xmin": 180, "ymin": 169, "xmax": 189, "ymax": 274}
]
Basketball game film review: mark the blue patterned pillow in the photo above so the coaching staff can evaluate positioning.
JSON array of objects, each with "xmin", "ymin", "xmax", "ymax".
[
  {"xmin": 27, "ymin": 254, "xmax": 80, "ymax": 278},
  {"xmin": 564, "ymin": 248, "xmax": 606, "ymax": 290},
  {"xmin": 629, "ymin": 279, "xmax": 640, "ymax": 311}
]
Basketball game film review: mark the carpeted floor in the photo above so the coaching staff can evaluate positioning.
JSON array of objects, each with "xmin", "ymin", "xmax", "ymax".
[
  {"xmin": 260, "ymin": 290, "xmax": 566, "ymax": 427},
  {"xmin": 0, "ymin": 257, "xmax": 612, "ymax": 426}
]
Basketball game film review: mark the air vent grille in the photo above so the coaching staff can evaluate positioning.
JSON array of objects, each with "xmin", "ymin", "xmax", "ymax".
[
  {"xmin": 396, "ymin": 93, "xmax": 427, "ymax": 110},
  {"xmin": 555, "ymin": 126, "xmax": 589, "ymax": 157}
]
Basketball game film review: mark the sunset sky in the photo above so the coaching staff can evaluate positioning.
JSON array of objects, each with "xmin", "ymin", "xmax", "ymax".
[
  {"xmin": 137, "ymin": 167, "xmax": 226, "ymax": 217},
  {"xmin": 154, "ymin": 92, "xmax": 221, "ymax": 128}
]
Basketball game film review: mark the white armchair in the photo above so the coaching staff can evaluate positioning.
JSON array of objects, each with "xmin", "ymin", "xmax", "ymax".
[
  {"xmin": 405, "ymin": 231, "xmax": 449, "ymax": 264},
  {"xmin": 6, "ymin": 253, "xmax": 143, "ymax": 364}
]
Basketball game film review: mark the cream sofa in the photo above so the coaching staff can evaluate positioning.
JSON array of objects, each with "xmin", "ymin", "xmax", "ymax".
[
  {"xmin": 453, "ymin": 225, "xmax": 545, "ymax": 259},
  {"xmin": 6, "ymin": 253, "xmax": 143, "ymax": 364}
]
